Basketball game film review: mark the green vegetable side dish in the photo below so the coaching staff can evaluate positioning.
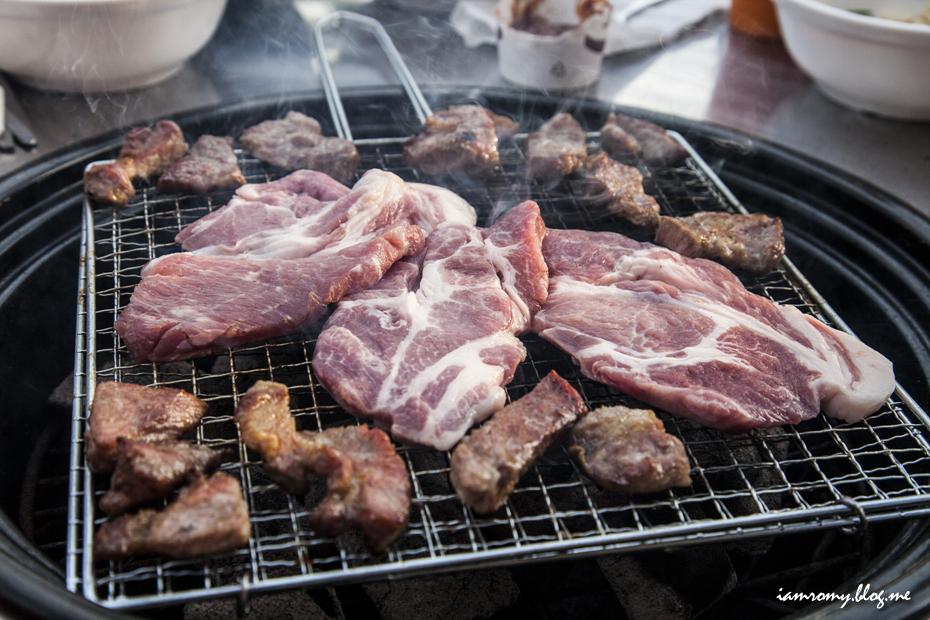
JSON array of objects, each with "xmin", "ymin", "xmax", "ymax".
[{"xmin": 848, "ymin": 8, "xmax": 875, "ymax": 15}]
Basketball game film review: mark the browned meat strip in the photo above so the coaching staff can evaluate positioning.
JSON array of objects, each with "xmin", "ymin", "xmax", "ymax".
[
  {"xmin": 568, "ymin": 406, "xmax": 691, "ymax": 494},
  {"xmin": 600, "ymin": 113, "xmax": 688, "ymax": 168},
  {"xmin": 239, "ymin": 111, "xmax": 360, "ymax": 184},
  {"xmin": 99, "ymin": 439, "xmax": 231, "ymax": 516},
  {"xmin": 403, "ymin": 105, "xmax": 514, "ymax": 176},
  {"xmin": 83, "ymin": 120, "xmax": 189, "ymax": 206},
  {"xmin": 450, "ymin": 371, "xmax": 588, "ymax": 514},
  {"xmin": 584, "ymin": 152, "xmax": 661, "ymax": 229},
  {"xmin": 235, "ymin": 381, "xmax": 411, "ymax": 553},
  {"xmin": 94, "ymin": 471, "xmax": 250, "ymax": 561},
  {"xmin": 83, "ymin": 162, "xmax": 135, "ymax": 206},
  {"xmin": 654, "ymin": 212, "xmax": 786, "ymax": 273},
  {"xmin": 157, "ymin": 135, "xmax": 246, "ymax": 195},
  {"xmin": 524, "ymin": 113, "xmax": 587, "ymax": 182},
  {"xmin": 85, "ymin": 382, "xmax": 209, "ymax": 474},
  {"xmin": 233, "ymin": 380, "xmax": 316, "ymax": 494}
]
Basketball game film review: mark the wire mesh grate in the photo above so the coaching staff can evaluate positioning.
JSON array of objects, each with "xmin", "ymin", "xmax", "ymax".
[{"xmin": 68, "ymin": 134, "xmax": 930, "ymax": 610}]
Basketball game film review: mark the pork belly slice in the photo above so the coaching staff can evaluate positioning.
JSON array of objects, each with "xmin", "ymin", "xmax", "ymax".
[
  {"xmin": 568, "ymin": 405, "xmax": 691, "ymax": 494},
  {"xmin": 450, "ymin": 371, "xmax": 587, "ymax": 514},
  {"xmin": 157, "ymin": 135, "xmax": 246, "ymax": 195},
  {"xmin": 403, "ymin": 105, "xmax": 517, "ymax": 176},
  {"xmin": 115, "ymin": 222, "xmax": 425, "ymax": 363},
  {"xmin": 524, "ymin": 113, "xmax": 587, "ymax": 182},
  {"xmin": 655, "ymin": 212, "xmax": 786, "ymax": 274},
  {"xmin": 234, "ymin": 381, "xmax": 411, "ymax": 554},
  {"xmin": 176, "ymin": 169, "xmax": 475, "ymax": 260},
  {"xmin": 584, "ymin": 151, "xmax": 661, "ymax": 229},
  {"xmin": 240, "ymin": 111, "xmax": 360, "ymax": 184},
  {"xmin": 600, "ymin": 112, "xmax": 688, "ymax": 168},
  {"xmin": 532, "ymin": 229, "xmax": 895, "ymax": 433},
  {"xmin": 99, "ymin": 439, "xmax": 232, "ymax": 516},
  {"xmin": 94, "ymin": 471, "xmax": 250, "ymax": 562},
  {"xmin": 312, "ymin": 201, "xmax": 548, "ymax": 450},
  {"xmin": 85, "ymin": 382, "xmax": 209, "ymax": 474},
  {"xmin": 84, "ymin": 120, "xmax": 189, "ymax": 206}
]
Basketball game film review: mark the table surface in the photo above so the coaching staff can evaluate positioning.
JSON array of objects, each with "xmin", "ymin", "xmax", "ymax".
[{"xmin": 0, "ymin": 0, "xmax": 927, "ymax": 217}]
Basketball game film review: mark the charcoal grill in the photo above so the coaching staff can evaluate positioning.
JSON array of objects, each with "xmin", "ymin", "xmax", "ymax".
[{"xmin": 51, "ymin": 12, "xmax": 930, "ymax": 614}]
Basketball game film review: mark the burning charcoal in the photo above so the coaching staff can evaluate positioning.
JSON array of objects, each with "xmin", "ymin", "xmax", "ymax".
[
  {"xmin": 157, "ymin": 134, "xmax": 246, "ymax": 195},
  {"xmin": 94, "ymin": 471, "xmax": 250, "ymax": 561},
  {"xmin": 584, "ymin": 151, "xmax": 661, "ymax": 229},
  {"xmin": 84, "ymin": 381, "xmax": 209, "ymax": 474},
  {"xmin": 363, "ymin": 569, "xmax": 520, "ymax": 620},
  {"xmin": 184, "ymin": 589, "xmax": 345, "ymax": 620},
  {"xmin": 99, "ymin": 439, "xmax": 233, "ymax": 516},
  {"xmin": 524, "ymin": 113, "xmax": 587, "ymax": 182},
  {"xmin": 568, "ymin": 405, "xmax": 691, "ymax": 494},
  {"xmin": 451, "ymin": 370, "xmax": 587, "ymax": 514},
  {"xmin": 598, "ymin": 546, "xmax": 737, "ymax": 620},
  {"xmin": 234, "ymin": 380, "xmax": 411, "ymax": 554},
  {"xmin": 655, "ymin": 212, "xmax": 786, "ymax": 274},
  {"xmin": 240, "ymin": 111, "xmax": 359, "ymax": 184},
  {"xmin": 600, "ymin": 112, "xmax": 688, "ymax": 168},
  {"xmin": 403, "ymin": 105, "xmax": 515, "ymax": 177}
]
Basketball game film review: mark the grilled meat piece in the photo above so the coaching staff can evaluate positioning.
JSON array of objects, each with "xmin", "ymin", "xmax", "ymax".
[
  {"xmin": 600, "ymin": 113, "xmax": 688, "ymax": 168},
  {"xmin": 94, "ymin": 471, "xmax": 250, "ymax": 561},
  {"xmin": 85, "ymin": 382, "xmax": 209, "ymax": 474},
  {"xmin": 403, "ymin": 105, "xmax": 516, "ymax": 176},
  {"xmin": 83, "ymin": 162, "xmax": 136, "ymax": 206},
  {"xmin": 584, "ymin": 152, "xmax": 661, "ymax": 229},
  {"xmin": 450, "ymin": 371, "xmax": 587, "ymax": 514},
  {"xmin": 524, "ymin": 113, "xmax": 587, "ymax": 182},
  {"xmin": 157, "ymin": 135, "xmax": 246, "ymax": 195},
  {"xmin": 99, "ymin": 439, "xmax": 232, "ymax": 516},
  {"xmin": 568, "ymin": 405, "xmax": 691, "ymax": 494},
  {"xmin": 239, "ymin": 111, "xmax": 360, "ymax": 185},
  {"xmin": 654, "ymin": 212, "xmax": 786, "ymax": 274},
  {"xmin": 83, "ymin": 120, "xmax": 189, "ymax": 206},
  {"xmin": 235, "ymin": 381, "xmax": 411, "ymax": 553}
]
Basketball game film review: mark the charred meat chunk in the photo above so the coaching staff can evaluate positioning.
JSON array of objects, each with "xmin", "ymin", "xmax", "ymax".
[
  {"xmin": 403, "ymin": 105, "xmax": 516, "ymax": 176},
  {"xmin": 235, "ymin": 381, "xmax": 411, "ymax": 553},
  {"xmin": 84, "ymin": 382, "xmax": 209, "ymax": 474},
  {"xmin": 654, "ymin": 212, "xmax": 786, "ymax": 274},
  {"xmin": 157, "ymin": 135, "xmax": 246, "ymax": 195},
  {"xmin": 84, "ymin": 120, "xmax": 189, "ymax": 207},
  {"xmin": 94, "ymin": 471, "xmax": 250, "ymax": 562},
  {"xmin": 524, "ymin": 113, "xmax": 587, "ymax": 182},
  {"xmin": 600, "ymin": 112, "xmax": 688, "ymax": 168},
  {"xmin": 99, "ymin": 439, "xmax": 231, "ymax": 516},
  {"xmin": 584, "ymin": 151, "xmax": 661, "ymax": 229},
  {"xmin": 450, "ymin": 371, "xmax": 587, "ymax": 514},
  {"xmin": 239, "ymin": 111, "xmax": 360, "ymax": 185},
  {"xmin": 568, "ymin": 406, "xmax": 691, "ymax": 494}
]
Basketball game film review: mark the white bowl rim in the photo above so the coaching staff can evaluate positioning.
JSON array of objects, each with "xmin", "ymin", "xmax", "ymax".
[
  {"xmin": 0, "ymin": 0, "xmax": 213, "ymax": 15},
  {"xmin": 772, "ymin": 0, "xmax": 930, "ymax": 34}
]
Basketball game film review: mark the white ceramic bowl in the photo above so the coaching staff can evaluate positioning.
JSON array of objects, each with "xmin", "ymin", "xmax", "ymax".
[
  {"xmin": 0, "ymin": 0, "xmax": 228, "ymax": 93},
  {"xmin": 771, "ymin": 0, "xmax": 930, "ymax": 120}
]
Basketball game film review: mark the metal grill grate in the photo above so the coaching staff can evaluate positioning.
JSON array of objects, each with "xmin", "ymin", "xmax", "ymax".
[{"xmin": 66, "ymin": 132, "xmax": 930, "ymax": 611}]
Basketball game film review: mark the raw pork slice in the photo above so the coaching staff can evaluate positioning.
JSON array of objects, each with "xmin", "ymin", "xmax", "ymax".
[
  {"xmin": 532, "ymin": 229, "xmax": 895, "ymax": 433},
  {"xmin": 312, "ymin": 201, "xmax": 548, "ymax": 450},
  {"xmin": 115, "ymin": 224, "xmax": 425, "ymax": 362},
  {"xmin": 175, "ymin": 169, "xmax": 475, "ymax": 260}
]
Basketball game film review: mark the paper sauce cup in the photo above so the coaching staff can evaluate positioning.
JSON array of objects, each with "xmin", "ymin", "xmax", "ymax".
[{"xmin": 495, "ymin": 0, "xmax": 612, "ymax": 91}]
